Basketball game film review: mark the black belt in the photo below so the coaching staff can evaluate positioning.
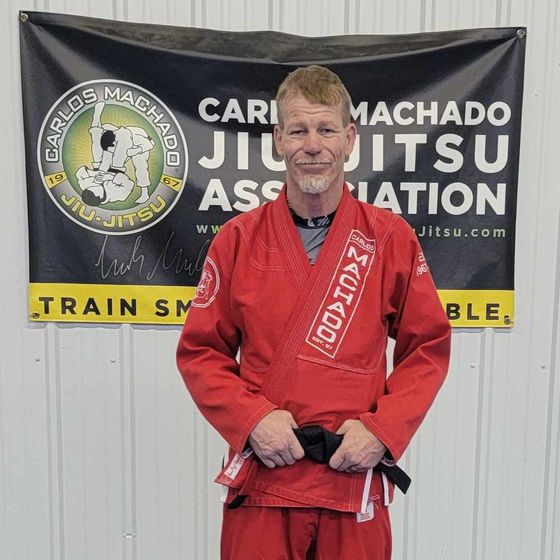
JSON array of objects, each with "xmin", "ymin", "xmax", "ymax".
[
  {"xmin": 227, "ymin": 425, "xmax": 411, "ymax": 509},
  {"xmin": 293, "ymin": 425, "xmax": 411, "ymax": 494}
]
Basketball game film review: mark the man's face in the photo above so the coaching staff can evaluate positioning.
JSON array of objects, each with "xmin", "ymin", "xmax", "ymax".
[{"xmin": 274, "ymin": 94, "xmax": 356, "ymax": 195}]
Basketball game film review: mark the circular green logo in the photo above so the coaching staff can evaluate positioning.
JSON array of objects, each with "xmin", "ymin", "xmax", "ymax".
[{"xmin": 37, "ymin": 80, "xmax": 187, "ymax": 234}]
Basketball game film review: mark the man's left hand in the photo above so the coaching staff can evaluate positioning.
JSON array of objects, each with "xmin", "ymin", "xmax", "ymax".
[{"xmin": 328, "ymin": 419, "xmax": 387, "ymax": 473}]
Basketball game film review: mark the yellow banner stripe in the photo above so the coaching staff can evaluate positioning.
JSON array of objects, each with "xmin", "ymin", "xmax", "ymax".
[
  {"xmin": 160, "ymin": 175, "xmax": 184, "ymax": 192},
  {"xmin": 438, "ymin": 289, "xmax": 514, "ymax": 327},
  {"xmin": 44, "ymin": 171, "xmax": 68, "ymax": 189},
  {"xmin": 29, "ymin": 283, "xmax": 197, "ymax": 324},
  {"xmin": 29, "ymin": 284, "xmax": 514, "ymax": 328}
]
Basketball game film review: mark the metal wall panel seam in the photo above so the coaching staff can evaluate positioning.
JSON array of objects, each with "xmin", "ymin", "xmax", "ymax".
[
  {"xmin": 0, "ymin": 334, "xmax": 6, "ymax": 560},
  {"xmin": 448, "ymin": 337, "xmax": 479, "ymax": 560},
  {"xmin": 510, "ymin": 0, "xmax": 528, "ymax": 23},
  {"xmin": 496, "ymin": 0, "xmax": 512, "ymax": 25},
  {"xmin": 216, "ymin": 0, "xmax": 223, "ymax": 28},
  {"xmin": 506, "ymin": 0, "xmax": 512, "ymax": 25},
  {"xmin": 348, "ymin": 0, "xmax": 357, "ymax": 34},
  {"xmin": 512, "ymin": 0, "xmax": 540, "ymax": 331},
  {"xmin": 512, "ymin": 13, "xmax": 558, "ymax": 556},
  {"xmin": 471, "ymin": 329, "xmax": 491, "ymax": 560},
  {"xmin": 2, "ymin": 6, "xmax": 33, "ymax": 553},
  {"xmin": 538, "ymin": 0, "xmax": 560, "ymax": 552},
  {"xmin": 495, "ymin": 0, "xmax": 503, "ymax": 25},
  {"xmin": 192, "ymin": 0, "xmax": 198, "ymax": 27},
  {"xmin": 507, "ymin": 6, "xmax": 551, "ymax": 558},
  {"xmin": 198, "ymin": 0, "xmax": 207, "ymax": 28},
  {"xmin": 192, "ymin": 407, "xmax": 201, "ymax": 559},
  {"xmin": 541, "ymin": 195, "xmax": 560, "ymax": 560},
  {"xmin": 45, "ymin": 324, "xmax": 65, "ymax": 560},
  {"xmin": 267, "ymin": 0, "xmax": 273, "ymax": 29},
  {"xmin": 120, "ymin": 325, "xmax": 137, "ymax": 560},
  {"xmin": 519, "ymin": 9, "xmax": 559, "ymax": 553},
  {"xmin": 202, "ymin": 421, "xmax": 210, "ymax": 560},
  {"xmin": 420, "ymin": 0, "xmax": 426, "ymax": 32},
  {"xmin": 399, "ymin": 440, "xmax": 418, "ymax": 560},
  {"xmin": 78, "ymin": 334, "xmax": 88, "ymax": 558},
  {"xmin": 7, "ymin": 4, "xmax": 30, "ymax": 323},
  {"xmin": 348, "ymin": 0, "xmax": 358, "ymax": 33},
  {"xmin": 396, "ymin": 0, "xmax": 402, "ymax": 33},
  {"xmin": 408, "ymin": 434, "xmax": 426, "ymax": 560},
  {"xmin": 399, "ymin": 442, "xmax": 413, "ymax": 560},
  {"xmin": 376, "ymin": 0, "xmax": 383, "ymax": 34},
  {"xmin": 430, "ymin": 0, "xmax": 437, "ymax": 31}
]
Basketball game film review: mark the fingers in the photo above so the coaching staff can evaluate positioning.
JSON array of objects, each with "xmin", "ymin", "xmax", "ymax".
[
  {"xmin": 335, "ymin": 419, "xmax": 352, "ymax": 435},
  {"xmin": 251, "ymin": 434, "xmax": 304, "ymax": 468},
  {"xmin": 249, "ymin": 409, "xmax": 305, "ymax": 468},
  {"xmin": 329, "ymin": 444, "xmax": 369, "ymax": 472},
  {"xmin": 288, "ymin": 439, "xmax": 305, "ymax": 461},
  {"xmin": 261, "ymin": 456, "xmax": 283, "ymax": 469},
  {"xmin": 272, "ymin": 435, "xmax": 304, "ymax": 466},
  {"xmin": 345, "ymin": 465, "xmax": 368, "ymax": 474},
  {"xmin": 271, "ymin": 454, "xmax": 286, "ymax": 467},
  {"xmin": 329, "ymin": 449, "xmax": 344, "ymax": 470},
  {"xmin": 260, "ymin": 457, "xmax": 277, "ymax": 469},
  {"xmin": 288, "ymin": 414, "xmax": 299, "ymax": 430},
  {"xmin": 332, "ymin": 454, "xmax": 366, "ymax": 473}
]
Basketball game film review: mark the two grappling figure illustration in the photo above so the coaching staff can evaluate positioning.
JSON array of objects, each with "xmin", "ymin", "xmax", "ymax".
[{"xmin": 76, "ymin": 102, "xmax": 155, "ymax": 206}]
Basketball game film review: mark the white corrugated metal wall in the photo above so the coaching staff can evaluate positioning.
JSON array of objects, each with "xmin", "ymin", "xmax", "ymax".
[{"xmin": 1, "ymin": 0, "xmax": 558, "ymax": 559}]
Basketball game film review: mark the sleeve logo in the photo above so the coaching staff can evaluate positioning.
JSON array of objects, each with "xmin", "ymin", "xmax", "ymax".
[
  {"xmin": 191, "ymin": 257, "xmax": 220, "ymax": 308},
  {"xmin": 416, "ymin": 251, "xmax": 429, "ymax": 276}
]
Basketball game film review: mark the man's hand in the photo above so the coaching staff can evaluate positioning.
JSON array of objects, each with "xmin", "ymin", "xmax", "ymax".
[
  {"xmin": 248, "ymin": 410, "xmax": 305, "ymax": 469},
  {"xmin": 328, "ymin": 419, "xmax": 386, "ymax": 473}
]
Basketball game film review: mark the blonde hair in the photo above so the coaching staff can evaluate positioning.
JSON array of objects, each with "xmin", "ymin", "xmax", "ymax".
[{"xmin": 275, "ymin": 65, "xmax": 353, "ymax": 127}]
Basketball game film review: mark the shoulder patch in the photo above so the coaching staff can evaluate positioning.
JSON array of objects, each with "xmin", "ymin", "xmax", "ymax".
[
  {"xmin": 416, "ymin": 251, "xmax": 429, "ymax": 277},
  {"xmin": 191, "ymin": 257, "xmax": 220, "ymax": 308}
]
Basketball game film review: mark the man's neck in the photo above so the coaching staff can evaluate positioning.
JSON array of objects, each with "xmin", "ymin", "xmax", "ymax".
[{"xmin": 286, "ymin": 181, "xmax": 344, "ymax": 218}]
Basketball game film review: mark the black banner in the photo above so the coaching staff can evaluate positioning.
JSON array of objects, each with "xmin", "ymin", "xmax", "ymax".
[{"xmin": 20, "ymin": 11, "xmax": 526, "ymax": 326}]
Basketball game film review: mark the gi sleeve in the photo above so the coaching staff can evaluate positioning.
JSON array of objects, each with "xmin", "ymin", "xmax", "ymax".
[
  {"xmin": 359, "ymin": 216, "xmax": 451, "ymax": 462},
  {"xmin": 176, "ymin": 222, "xmax": 277, "ymax": 454}
]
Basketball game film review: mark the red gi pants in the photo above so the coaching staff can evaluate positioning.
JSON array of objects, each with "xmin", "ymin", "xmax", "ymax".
[{"xmin": 221, "ymin": 505, "xmax": 391, "ymax": 560}]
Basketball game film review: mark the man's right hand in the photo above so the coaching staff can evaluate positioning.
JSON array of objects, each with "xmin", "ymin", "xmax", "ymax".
[{"xmin": 248, "ymin": 410, "xmax": 305, "ymax": 469}]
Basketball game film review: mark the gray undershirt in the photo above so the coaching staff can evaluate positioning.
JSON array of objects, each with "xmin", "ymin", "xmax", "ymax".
[{"xmin": 295, "ymin": 225, "xmax": 330, "ymax": 265}]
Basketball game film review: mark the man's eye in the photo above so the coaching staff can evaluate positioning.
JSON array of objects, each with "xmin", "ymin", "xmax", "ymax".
[{"xmin": 290, "ymin": 130, "xmax": 304, "ymax": 135}]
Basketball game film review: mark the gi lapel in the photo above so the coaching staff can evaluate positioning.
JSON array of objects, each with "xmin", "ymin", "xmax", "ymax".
[{"xmin": 262, "ymin": 184, "xmax": 359, "ymax": 404}]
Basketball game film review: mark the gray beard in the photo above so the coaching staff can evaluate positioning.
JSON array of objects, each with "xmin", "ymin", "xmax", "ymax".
[{"xmin": 297, "ymin": 175, "xmax": 330, "ymax": 194}]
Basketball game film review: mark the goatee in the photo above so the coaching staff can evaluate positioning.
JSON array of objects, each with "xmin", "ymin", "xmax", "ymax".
[{"xmin": 297, "ymin": 175, "xmax": 330, "ymax": 194}]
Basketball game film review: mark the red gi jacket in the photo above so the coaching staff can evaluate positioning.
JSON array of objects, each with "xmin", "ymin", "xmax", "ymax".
[{"xmin": 177, "ymin": 184, "xmax": 451, "ymax": 512}]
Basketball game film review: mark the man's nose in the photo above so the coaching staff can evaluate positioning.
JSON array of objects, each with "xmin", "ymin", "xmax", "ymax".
[{"xmin": 303, "ymin": 131, "xmax": 322, "ymax": 154}]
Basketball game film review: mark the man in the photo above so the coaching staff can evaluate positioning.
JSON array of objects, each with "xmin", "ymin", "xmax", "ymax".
[{"xmin": 177, "ymin": 66, "xmax": 451, "ymax": 559}]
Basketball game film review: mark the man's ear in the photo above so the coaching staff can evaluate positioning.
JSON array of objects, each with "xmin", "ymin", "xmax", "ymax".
[
  {"xmin": 273, "ymin": 124, "xmax": 284, "ymax": 156},
  {"xmin": 345, "ymin": 122, "xmax": 357, "ymax": 156}
]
